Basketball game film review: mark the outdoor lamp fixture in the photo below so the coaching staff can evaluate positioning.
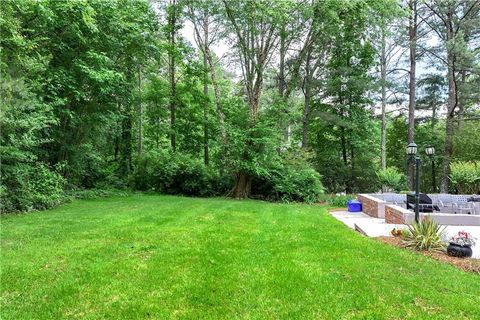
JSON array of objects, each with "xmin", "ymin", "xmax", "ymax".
[
  {"xmin": 406, "ymin": 142, "xmax": 418, "ymax": 156},
  {"xmin": 425, "ymin": 146, "xmax": 435, "ymax": 156},
  {"xmin": 425, "ymin": 146, "xmax": 436, "ymax": 193},
  {"xmin": 406, "ymin": 142, "xmax": 420, "ymax": 223}
]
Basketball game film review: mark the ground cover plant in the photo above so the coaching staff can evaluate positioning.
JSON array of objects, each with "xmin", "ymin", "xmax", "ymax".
[{"xmin": 2, "ymin": 194, "xmax": 479, "ymax": 319}]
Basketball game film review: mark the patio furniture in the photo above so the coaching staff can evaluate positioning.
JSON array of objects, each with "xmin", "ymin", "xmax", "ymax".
[
  {"xmin": 467, "ymin": 197, "xmax": 480, "ymax": 215},
  {"xmin": 458, "ymin": 204, "xmax": 475, "ymax": 215},
  {"xmin": 406, "ymin": 193, "xmax": 440, "ymax": 213},
  {"xmin": 382, "ymin": 193, "xmax": 406, "ymax": 206},
  {"xmin": 452, "ymin": 195, "xmax": 469, "ymax": 214},
  {"xmin": 434, "ymin": 194, "xmax": 454, "ymax": 213}
]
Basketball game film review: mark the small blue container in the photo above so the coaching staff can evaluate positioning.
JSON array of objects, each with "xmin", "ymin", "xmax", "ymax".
[{"xmin": 347, "ymin": 199, "xmax": 362, "ymax": 212}]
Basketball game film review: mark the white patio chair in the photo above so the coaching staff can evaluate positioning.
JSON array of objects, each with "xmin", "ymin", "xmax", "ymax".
[{"xmin": 452, "ymin": 195, "xmax": 469, "ymax": 214}]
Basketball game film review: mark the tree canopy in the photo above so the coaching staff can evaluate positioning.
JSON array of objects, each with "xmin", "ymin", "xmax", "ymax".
[{"xmin": 1, "ymin": 0, "xmax": 479, "ymax": 212}]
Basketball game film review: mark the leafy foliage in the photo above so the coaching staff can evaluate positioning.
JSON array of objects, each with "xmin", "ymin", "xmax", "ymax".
[
  {"xmin": 1, "ymin": 163, "xmax": 65, "ymax": 213},
  {"xmin": 258, "ymin": 151, "xmax": 325, "ymax": 203},
  {"xmin": 327, "ymin": 195, "xmax": 354, "ymax": 208},
  {"xmin": 449, "ymin": 161, "xmax": 480, "ymax": 194},
  {"xmin": 0, "ymin": 76, "xmax": 65, "ymax": 212},
  {"xmin": 447, "ymin": 231, "xmax": 477, "ymax": 247},
  {"xmin": 130, "ymin": 150, "xmax": 228, "ymax": 197},
  {"xmin": 2, "ymin": 0, "xmax": 478, "ymax": 212},
  {"xmin": 401, "ymin": 217, "xmax": 446, "ymax": 252},
  {"xmin": 269, "ymin": 166, "xmax": 324, "ymax": 203},
  {"xmin": 377, "ymin": 167, "xmax": 406, "ymax": 192}
]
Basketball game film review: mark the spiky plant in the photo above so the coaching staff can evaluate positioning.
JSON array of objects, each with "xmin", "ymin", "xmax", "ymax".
[{"xmin": 401, "ymin": 217, "xmax": 446, "ymax": 252}]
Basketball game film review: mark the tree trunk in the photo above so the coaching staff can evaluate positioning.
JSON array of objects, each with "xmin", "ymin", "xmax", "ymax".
[
  {"xmin": 137, "ymin": 64, "xmax": 143, "ymax": 155},
  {"xmin": 302, "ymin": 50, "xmax": 312, "ymax": 149},
  {"xmin": 380, "ymin": 27, "xmax": 387, "ymax": 171},
  {"xmin": 407, "ymin": 0, "xmax": 417, "ymax": 190},
  {"xmin": 114, "ymin": 135, "xmax": 119, "ymax": 161},
  {"xmin": 350, "ymin": 142, "xmax": 355, "ymax": 193},
  {"xmin": 442, "ymin": 114, "xmax": 455, "ymax": 192},
  {"xmin": 457, "ymin": 68, "xmax": 466, "ymax": 128},
  {"xmin": 302, "ymin": 83, "xmax": 311, "ymax": 149},
  {"xmin": 169, "ymin": 0, "xmax": 177, "ymax": 152},
  {"xmin": 231, "ymin": 172, "xmax": 251, "ymax": 199},
  {"xmin": 203, "ymin": 12, "xmax": 209, "ymax": 166},
  {"xmin": 191, "ymin": 9, "xmax": 227, "ymax": 147},
  {"xmin": 441, "ymin": 6, "xmax": 457, "ymax": 193},
  {"xmin": 278, "ymin": 24, "xmax": 286, "ymax": 98},
  {"xmin": 278, "ymin": 25, "xmax": 290, "ymax": 144},
  {"xmin": 119, "ymin": 67, "xmax": 134, "ymax": 176},
  {"xmin": 340, "ymin": 126, "xmax": 350, "ymax": 193},
  {"xmin": 205, "ymin": 52, "xmax": 227, "ymax": 147},
  {"xmin": 120, "ymin": 105, "xmax": 132, "ymax": 175}
]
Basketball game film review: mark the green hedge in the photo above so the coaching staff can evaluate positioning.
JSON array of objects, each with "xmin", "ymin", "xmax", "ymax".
[{"xmin": 130, "ymin": 151, "xmax": 229, "ymax": 197}]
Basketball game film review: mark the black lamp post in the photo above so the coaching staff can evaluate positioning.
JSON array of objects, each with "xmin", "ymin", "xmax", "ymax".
[
  {"xmin": 425, "ymin": 146, "xmax": 436, "ymax": 193},
  {"xmin": 406, "ymin": 142, "xmax": 420, "ymax": 223}
]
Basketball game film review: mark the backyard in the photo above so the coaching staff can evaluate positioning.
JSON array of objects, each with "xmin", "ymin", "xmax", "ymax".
[{"xmin": 1, "ymin": 194, "xmax": 479, "ymax": 319}]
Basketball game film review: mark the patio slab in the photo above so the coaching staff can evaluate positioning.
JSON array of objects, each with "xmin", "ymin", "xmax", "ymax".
[{"xmin": 329, "ymin": 210, "xmax": 380, "ymax": 229}]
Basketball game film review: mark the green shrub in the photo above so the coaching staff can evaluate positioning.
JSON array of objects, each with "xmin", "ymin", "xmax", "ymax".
[
  {"xmin": 269, "ymin": 166, "xmax": 324, "ymax": 203},
  {"xmin": 1, "ymin": 163, "xmax": 66, "ymax": 213},
  {"xmin": 0, "ymin": 76, "xmax": 66, "ymax": 213},
  {"xmin": 251, "ymin": 150, "xmax": 325, "ymax": 203},
  {"xmin": 401, "ymin": 217, "xmax": 446, "ymax": 252},
  {"xmin": 449, "ymin": 161, "xmax": 480, "ymax": 194},
  {"xmin": 130, "ymin": 150, "xmax": 228, "ymax": 197},
  {"xmin": 327, "ymin": 195, "xmax": 354, "ymax": 207},
  {"xmin": 376, "ymin": 167, "xmax": 406, "ymax": 192}
]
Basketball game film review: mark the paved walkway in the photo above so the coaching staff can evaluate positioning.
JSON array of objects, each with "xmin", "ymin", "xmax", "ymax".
[{"xmin": 330, "ymin": 210, "xmax": 479, "ymax": 259}]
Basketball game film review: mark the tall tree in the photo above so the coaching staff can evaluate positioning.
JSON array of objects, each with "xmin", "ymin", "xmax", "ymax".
[
  {"xmin": 407, "ymin": 0, "xmax": 418, "ymax": 190},
  {"xmin": 424, "ymin": 0, "xmax": 480, "ymax": 192},
  {"xmin": 187, "ymin": 0, "xmax": 227, "ymax": 150},
  {"xmin": 166, "ymin": 0, "xmax": 182, "ymax": 152},
  {"xmin": 222, "ymin": 0, "xmax": 288, "ymax": 198}
]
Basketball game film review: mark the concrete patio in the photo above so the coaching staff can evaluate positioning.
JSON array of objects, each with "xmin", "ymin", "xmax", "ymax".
[{"xmin": 330, "ymin": 210, "xmax": 480, "ymax": 259}]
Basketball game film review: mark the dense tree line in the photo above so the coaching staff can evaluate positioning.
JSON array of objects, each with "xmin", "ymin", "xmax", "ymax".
[{"xmin": 1, "ymin": 0, "xmax": 479, "ymax": 212}]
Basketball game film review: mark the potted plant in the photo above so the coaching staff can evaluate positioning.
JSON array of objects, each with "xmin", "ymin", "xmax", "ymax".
[{"xmin": 446, "ymin": 231, "xmax": 476, "ymax": 258}]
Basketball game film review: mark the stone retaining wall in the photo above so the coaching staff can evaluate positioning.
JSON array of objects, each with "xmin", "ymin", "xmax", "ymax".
[
  {"xmin": 385, "ymin": 204, "xmax": 480, "ymax": 225},
  {"xmin": 358, "ymin": 193, "xmax": 480, "ymax": 226},
  {"xmin": 357, "ymin": 194, "xmax": 386, "ymax": 218},
  {"xmin": 385, "ymin": 205, "xmax": 415, "ymax": 224}
]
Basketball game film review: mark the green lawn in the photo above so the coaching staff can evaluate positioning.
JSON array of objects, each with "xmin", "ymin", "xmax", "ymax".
[{"xmin": 1, "ymin": 194, "xmax": 479, "ymax": 319}]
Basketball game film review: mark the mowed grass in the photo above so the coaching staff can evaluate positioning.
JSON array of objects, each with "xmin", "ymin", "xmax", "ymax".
[{"xmin": 1, "ymin": 194, "xmax": 479, "ymax": 319}]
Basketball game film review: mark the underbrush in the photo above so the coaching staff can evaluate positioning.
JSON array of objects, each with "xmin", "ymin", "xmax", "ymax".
[
  {"xmin": 318, "ymin": 194, "xmax": 355, "ymax": 207},
  {"xmin": 66, "ymin": 188, "xmax": 132, "ymax": 200}
]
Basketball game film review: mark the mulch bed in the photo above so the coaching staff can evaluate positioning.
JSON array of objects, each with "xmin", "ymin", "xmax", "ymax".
[{"xmin": 377, "ymin": 236, "xmax": 480, "ymax": 274}]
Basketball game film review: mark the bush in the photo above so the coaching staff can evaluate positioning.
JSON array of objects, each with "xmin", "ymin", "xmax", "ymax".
[
  {"xmin": 1, "ymin": 163, "xmax": 66, "ymax": 213},
  {"xmin": 327, "ymin": 195, "xmax": 354, "ymax": 207},
  {"xmin": 269, "ymin": 166, "xmax": 324, "ymax": 203},
  {"xmin": 1, "ymin": 76, "xmax": 66, "ymax": 213},
  {"xmin": 251, "ymin": 150, "xmax": 324, "ymax": 203},
  {"xmin": 449, "ymin": 161, "xmax": 480, "ymax": 194},
  {"xmin": 376, "ymin": 167, "xmax": 406, "ymax": 192},
  {"xmin": 401, "ymin": 217, "xmax": 446, "ymax": 252},
  {"xmin": 130, "ymin": 150, "xmax": 228, "ymax": 197}
]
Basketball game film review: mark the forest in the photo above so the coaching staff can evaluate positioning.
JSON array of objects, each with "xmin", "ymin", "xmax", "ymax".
[{"xmin": 1, "ymin": 0, "xmax": 479, "ymax": 213}]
